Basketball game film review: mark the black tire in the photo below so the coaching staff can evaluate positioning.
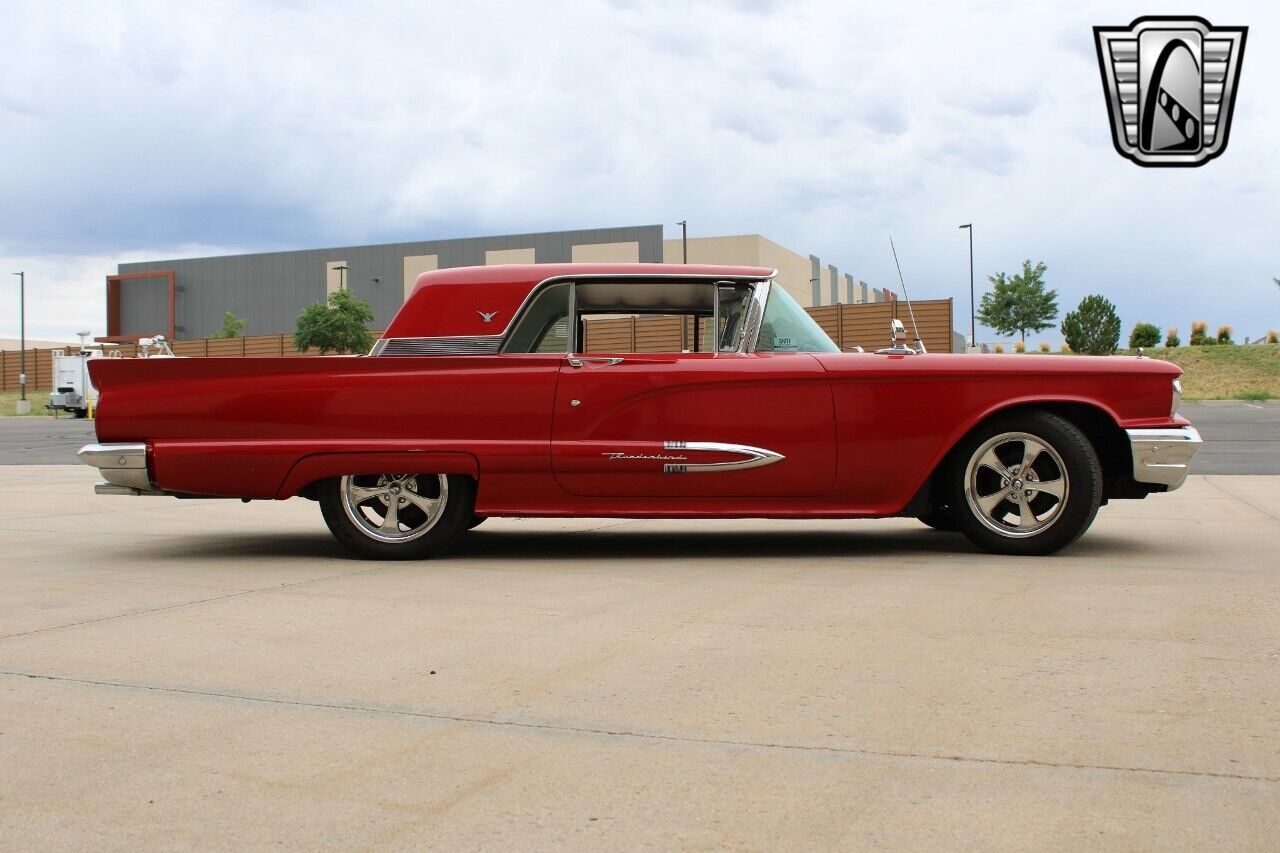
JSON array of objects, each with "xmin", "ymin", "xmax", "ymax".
[
  {"xmin": 917, "ymin": 507, "xmax": 958, "ymax": 531},
  {"xmin": 467, "ymin": 514, "xmax": 487, "ymax": 530},
  {"xmin": 944, "ymin": 411, "xmax": 1102, "ymax": 556},
  {"xmin": 318, "ymin": 474, "xmax": 476, "ymax": 560}
]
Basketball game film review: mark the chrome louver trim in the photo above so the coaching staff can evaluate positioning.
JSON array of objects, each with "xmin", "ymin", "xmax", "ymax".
[
  {"xmin": 661, "ymin": 441, "xmax": 785, "ymax": 474},
  {"xmin": 375, "ymin": 336, "xmax": 504, "ymax": 356}
]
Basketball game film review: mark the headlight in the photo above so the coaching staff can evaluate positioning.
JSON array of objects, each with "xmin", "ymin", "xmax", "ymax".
[{"xmin": 1171, "ymin": 378, "xmax": 1182, "ymax": 416}]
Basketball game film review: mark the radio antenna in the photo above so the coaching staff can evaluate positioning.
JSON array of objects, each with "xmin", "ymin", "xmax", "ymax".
[{"xmin": 889, "ymin": 236, "xmax": 925, "ymax": 353}]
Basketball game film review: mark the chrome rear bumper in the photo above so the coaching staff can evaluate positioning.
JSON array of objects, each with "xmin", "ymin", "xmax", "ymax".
[
  {"xmin": 78, "ymin": 443, "xmax": 166, "ymax": 495},
  {"xmin": 1126, "ymin": 426, "xmax": 1202, "ymax": 491}
]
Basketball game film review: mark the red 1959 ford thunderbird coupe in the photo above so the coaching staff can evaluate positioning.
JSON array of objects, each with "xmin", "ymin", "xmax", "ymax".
[{"xmin": 80, "ymin": 263, "xmax": 1200, "ymax": 559}]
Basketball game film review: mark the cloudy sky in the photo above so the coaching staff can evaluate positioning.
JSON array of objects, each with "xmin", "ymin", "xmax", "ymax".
[{"xmin": 2, "ymin": 0, "xmax": 1277, "ymax": 342}]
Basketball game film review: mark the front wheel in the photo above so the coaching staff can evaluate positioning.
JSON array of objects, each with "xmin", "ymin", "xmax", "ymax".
[
  {"xmin": 944, "ymin": 412, "xmax": 1102, "ymax": 556},
  {"xmin": 319, "ymin": 473, "xmax": 476, "ymax": 560}
]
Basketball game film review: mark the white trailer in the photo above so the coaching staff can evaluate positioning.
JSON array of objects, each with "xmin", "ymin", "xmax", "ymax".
[{"xmin": 48, "ymin": 343, "xmax": 121, "ymax": 417}]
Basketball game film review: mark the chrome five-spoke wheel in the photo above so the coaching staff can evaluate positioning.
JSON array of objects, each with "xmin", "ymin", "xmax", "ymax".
[
  {"xmin": 340, "ymin": 474, "xmax": 449, "ymax": 543},
  {"xmin": 964, "ymin": 432, "xmax": 1068, "ymax": 538},
  {"xmin": 319, "ymin": 472, "xmax": 476, "ymax": 559},
  {"xmin": 945, "ymin": 412, "xmax": 1102, "ymax": 556}
]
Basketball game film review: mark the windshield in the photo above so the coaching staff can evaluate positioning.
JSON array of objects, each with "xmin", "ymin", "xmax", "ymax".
[{"xmin": 754, "ymin": 283, "xmax": 840, "ymax": 353}]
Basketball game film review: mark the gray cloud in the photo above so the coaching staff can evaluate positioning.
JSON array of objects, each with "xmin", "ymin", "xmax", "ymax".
[{"xmin": 1, "ymin": 0, "xmax": 1277, "ymax": 344}]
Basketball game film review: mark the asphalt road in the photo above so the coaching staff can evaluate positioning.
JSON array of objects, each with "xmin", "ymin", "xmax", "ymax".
[
  {"xmin": 1, "ymin": 466, "xmax": 1277, "ymax": 847},
  {"xmin": 3, "ymin": 400, "xmax": 1277, "ymax": 472}
]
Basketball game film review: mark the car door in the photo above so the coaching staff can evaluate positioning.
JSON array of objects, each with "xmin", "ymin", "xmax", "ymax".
[{"xmin": 551, "ymin": 350, "xmax": 836, "ymax": 498}]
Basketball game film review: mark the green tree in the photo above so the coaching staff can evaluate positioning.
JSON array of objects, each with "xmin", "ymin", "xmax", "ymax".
[
  {"xmin": 977, "ymin": 260, "xmax": 1058, "ymax": 343},
  {"xmin": 1061, "ymin": 295, "xmax": 1121, "ymax": 355},
  {"xmin": 294, "ymin": 289, "xmax": 376, "ymax": 355},
  {"xmin": 1128, "ymin": 322, "xmax": 1160, "ymax": 349},
  {"xmin": 1164, "ymin": 327, "xmax": 1180, "ymax": 348},
  {"xmin": 211, "ymin": 311, "xmax": 247, "ymax": 339}
]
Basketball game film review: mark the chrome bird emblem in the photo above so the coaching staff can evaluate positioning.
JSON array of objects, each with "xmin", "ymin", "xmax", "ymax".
[{"xmin": 478, "ymin": 310, "xmax": 498, "ymax": 323}]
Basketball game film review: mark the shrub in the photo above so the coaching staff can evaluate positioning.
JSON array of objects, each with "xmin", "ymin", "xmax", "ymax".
[
  {"xmin": 1129, "ymin": 322, "xmax": 1160, "ymax": 349},
  {"xmin": 1268, "ymin": 330, "xmax": 1279, "ymax": 344},
  {"xmin": 1240, "ymin": 391, "xmax": 1271, "ymax": 401},
  {"xmin": 1014, "ymin": 340, "xmax": 1026, "ymax": 353},
  {"xmin": 294, "ymin": 289, "xmax": 376, "ymax": 355},
  {"xmin": 1061, "ymin": 294, "xmax": 1121, "ymax": 355},
  {"xmin": 1217, "ymin": 325, "xmax": 1233, "ymax": 345},
  {"xmin": 1190, "ymin": 320, "xmax": 1210, "ymax": 346},
  {"xmin": 1039, "ymin": 341, "xmax": 1050, "ymax": 353},
  {"xmin": 212, "ymin": 311, "xmax": 247, "ymax": 340},
  {"xmin": 1165, "ymin": 327, "xmax": 1180, "ymax": 348},
  {"xmin": 993, "ymin": 343, "xmax": 1005, "ymax": 354},
  {"xmin": 1060, "ymin": 343, "xmax": 1071, "ymax": 353}
]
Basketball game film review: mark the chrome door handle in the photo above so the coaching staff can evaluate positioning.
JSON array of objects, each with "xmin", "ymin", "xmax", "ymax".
[{"xmin": 566, "ymin": 355, "xmax": 624, "ymax": 368}]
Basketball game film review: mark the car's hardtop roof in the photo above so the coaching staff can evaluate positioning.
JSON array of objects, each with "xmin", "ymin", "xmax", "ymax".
[
  {"xmin": 387, "ymin": 264, "xmax": 776, "ymax": 340},
  {"xmin": 414, "ymin": 263, "xmax": 775, "ymax": 290}
]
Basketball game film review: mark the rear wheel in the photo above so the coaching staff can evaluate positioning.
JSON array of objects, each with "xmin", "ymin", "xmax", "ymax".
[
  {"xmin": 319, "ymin": 473, "xmax": 476, "ymax": 560},
  {"xmin": 945, "ymin": 412, "xmax": 1101, "ymax": 556}
]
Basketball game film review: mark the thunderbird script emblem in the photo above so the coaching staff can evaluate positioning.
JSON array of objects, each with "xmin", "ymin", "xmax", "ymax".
[{"xmin": 1094, "ymin": 16, "xmax": 1247, "ymax": 167}]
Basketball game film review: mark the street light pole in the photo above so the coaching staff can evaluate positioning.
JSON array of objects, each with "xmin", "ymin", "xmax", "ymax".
[
  {"xmin": 676, "ymin": 220, "xmax": 687, "ymax": 263},
  {"xmin": 11, "ymin": 272, "xmax": 26, "ymax": 410},
  {"xmin": 334, "ymin": 264, "xmax": 348, "ymax": 292},
  {"xmin": 959, "ymin": 224, "xmax": 974, "ymax": 350}
]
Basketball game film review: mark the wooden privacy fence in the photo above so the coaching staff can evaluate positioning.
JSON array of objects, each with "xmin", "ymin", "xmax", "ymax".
[
  {"xmin": 2, "ymin": 299, "xmax": 955, "ymax": 391},
  {"xmin": 0, "ymin": 332, "xmax": 385, "ymax": 391},
  {"xmin": 582, "ymin": 299, "xmax": 956, "ymax": 355},
  {"xmin": 807, "ymin": 298, "xmax": 955, "ymax": 354}
]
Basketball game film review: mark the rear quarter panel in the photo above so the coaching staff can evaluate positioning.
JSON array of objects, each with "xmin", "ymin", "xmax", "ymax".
[{"xmin": 90, "ymin": 355, "xmax": 560, "ymax": 498}]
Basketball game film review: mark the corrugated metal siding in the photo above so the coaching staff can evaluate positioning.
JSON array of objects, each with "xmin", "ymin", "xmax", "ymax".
[
  {"xmin": 117, "ymin": 225, "xmax": 664, "ymax": 339},
  {"xmin": 118, "ymin": 276, "xmax": 169, "ymax": 335}
]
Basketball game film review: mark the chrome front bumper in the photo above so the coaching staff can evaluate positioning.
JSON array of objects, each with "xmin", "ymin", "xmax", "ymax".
[
  {"xmin": 1126, "ymin": 426, "xmax": 1202, "ymax": 491},
  {"xmin": 78, "ymin": 443, "xmax": 165, "ymax": 495}
]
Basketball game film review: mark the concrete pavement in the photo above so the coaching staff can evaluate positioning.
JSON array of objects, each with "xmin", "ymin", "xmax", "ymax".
[{"xmin": 1, "ymin": 465, "xmax": 1277, "ymax": 848}]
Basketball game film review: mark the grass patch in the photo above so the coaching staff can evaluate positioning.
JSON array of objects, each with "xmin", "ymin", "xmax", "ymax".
[
  {"xmin": 1040, "ymin": 344, "xmax": 1280, "ymax": 400},
  {"xmin": 0, "ymin": 389, "xmax": 53, "ymax": 417},
  {"xmin": 1132, "ymin": 344, "xmax": 1280, "ymax": 400}
]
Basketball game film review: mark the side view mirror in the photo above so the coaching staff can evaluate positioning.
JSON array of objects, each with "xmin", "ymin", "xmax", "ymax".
[{"xmin": 890, "ymin": 318, "xmax": 906, "ymax": 341}]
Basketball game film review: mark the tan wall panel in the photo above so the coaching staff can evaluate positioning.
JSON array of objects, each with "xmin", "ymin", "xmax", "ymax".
[
  {"xmin": 402, "ymin": 254, "xmax": 439, "ymax": 301},
  {"xmin": 756, "ymin": 236, "xmax": 817, "ymax": 308},
  {"xmin": 485, "ymin": 248, "xmax": 536, "ymax": 265},
  {"xmin": 325, "ymin": 261, "xmax": 348, "ymax": 296},
  {"xmin": 571, "ymin": 241, "xmax": 639, "ymax": 263},
  {"xmin": 661, "ymin": 234, "xmax": 762, "ymax": 266}
]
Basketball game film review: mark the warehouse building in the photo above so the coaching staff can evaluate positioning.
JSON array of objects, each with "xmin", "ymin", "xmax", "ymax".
[{"xmin": 103, "ymin": 225, "xmax": 895, "ymax": 342}]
